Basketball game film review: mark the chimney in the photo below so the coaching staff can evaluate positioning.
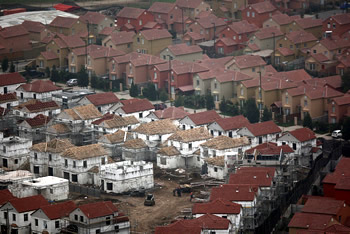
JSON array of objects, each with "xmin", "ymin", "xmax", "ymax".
[{"xmin": 236, "ymin": 187, "xmax": 239, "ymax": 193}]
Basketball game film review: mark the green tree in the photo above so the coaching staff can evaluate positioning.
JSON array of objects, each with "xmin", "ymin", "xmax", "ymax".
[
  {"xmin": 243, "ymin": 98, "xmax": 259, "ymax": 123},
  {"xmin": 174, "ymin": 95, "xmax": 184, "ymax": 107},
  {"xmin": 262, "ymin": 106, "xmax": 272, "ymax": 122},
  {"xmin": 77, "ymin": 66, "xmax": 89, "ymax": 87},
  {"xmin": 341, "ymin": 71, "xmax": 350, "ymax": 93},
  {"xmin": 45, "ymin": 67, "xmax": 50, "ymax": 78},
  {"xmin": 50, "ymin": 65, "xmax": 59, "ymax": 82},
  {"xmin": 91, "ymin": 74, "xmax": 98, "ymax": 89},
  {"xmin": 303, "ymin": 112, "xmax": 313, "ymax": 130},
  {"xmin": 9, "ymin": 62, "xmax": 15, "ymax": 73},
  {"xmin": 206, "ymin": 94, "xmax": 215, "ymax": 110},
  {"xmin": 129, "ymin": 82, "xmax": 138, "ymax": 97},
  {"xmin": 219, "ymin": 97, "xmax": 227, "ymax": 113},
  {"xmin": 343, "ymin": 117, "xmax": 350, "ymax": 140},
  {"xmin": 159, "ymin": 89, "xmax": 168, "ymax": 102},
  {"xmin": 143, "ymin": 83, "xmax": 157, "ymax": 101},
  {"xmin": 2, "ymin": 57, "xmax": 9, "ymax": 72}
]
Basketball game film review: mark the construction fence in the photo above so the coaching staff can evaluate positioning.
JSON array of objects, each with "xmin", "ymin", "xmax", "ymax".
[{"xmin": 69, "ymin": 184, "xmax": 101, "ymax": 197}]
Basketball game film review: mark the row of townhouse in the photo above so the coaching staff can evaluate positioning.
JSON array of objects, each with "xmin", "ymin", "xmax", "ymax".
[{"xmin": 0, "ymin": 190, "xmax": 130, "ymax": 234}]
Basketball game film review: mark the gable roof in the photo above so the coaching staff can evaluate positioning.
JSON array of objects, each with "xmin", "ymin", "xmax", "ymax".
[
  {"xmin": 248, "ymin": 1, "xmax": 276, "ymax": 14},
  {"xmin": 213, "ymin": 115, "xmax": 250, "ymax": 131},
  {"xmin": 77, "ymin": 201, "xmax": 118, "ymax": 219},
  {"xmin": 228, "ymin": 171, "xmax": 274, "ymax": 187},
  {"xmin": 120, "ymin": 98, "xmax": 154, "ymax": 113},
  {"xmin": 155, "ymin": 219, "xmax": 202, "ymax": 234},
  {"xmin": 210, "ymin": 184, "xmax": 259, "ymax": 202},
  {"xmin": 148, "ymin": 2, "xmax": 175, "ymax": 13},
  {"xmin": 0, "ymin": 92, "xmax": 17, "ymax": 104},
  {"xmin": 86, "ymin": 92, "xmax": 119, "ymax": 106},
  {"xmin": 229, "ymin": 20, "xmax": 259, "ymax": 35},
  {"xmin": 187, "ymin": 214, "xmax": 230, "ymax": 230},
  {"xmin": 329, "ymin": 13, "xmax": 350, "ymax": 25},
  {"xmin": 41, "ymin": 51, "xmax": 59, "ymax": 60},
  {"xmin": 289, "ymin": 127, "xmax": 316, "ymax": 142},
  {"xmin": 0, "ymin": 189, "xmax": 15, "ymax": 206},
  {"xmin": 0, "ymin": 72, "xmax": 26, "ymax": 86},
  {"xmin": 110, "ymin": 31, "xmax": 135, "ymax": 45},
  {"xmin": 192, "ymin": 198, "xmax": 241, "ymax": 215},
  {"xmin": 49, "ymin": 16, "xmax": 81, "ymax": 29},
  {"xmin": 333, "ymin": 95, "xmax": 350, "ymax": 106},
  {"xmin": 153, "ymin": 106, "xmax": 189, "ymax": 120},
  {"xmin": 166, "ymin": 43, "xmax": 202, "ymax": 56},
  {"xmin": 18, "ymin": 80, "xmax": 61, "ymax": 93},
  {"xmin": 168, "ymin": 127, "xmax": 212, "ymax": 143},
  {"xmin": 255, "ymin": 27, "xmax": 283, "ymax": 40},
  {"xmin": 244, "ymin": 121, "xmax": 281, "ymax": 137},
  {"xmin": 270, "ymin": 13, "xmax": 299, "ymax": 25},
  {"xmin": 288, "ymin": 212, "xmax": 336, "ymax": 230},
  {"xmin": 117, "ymin": 7, "xmax": 146, "ymax": 19},
  {"xmin": 286, "ymin": 30, "xmax": 317, "ymax": 44},
  {"xmin": 0, "ymin": 24, "xmax": 28, "ymax": 38},
  {"xmin": 62, "ymin": 144, "xmax": 107, "ymax": 159},
  {"xmin": 245, "ymin": 142, "xmax": 294, "ymax": 155},
  {"xmin": 201, "ymin": 135, "xmax": 250, "ymax": 150},
  {"xmin": 39, "ymin": 201, "xmax": 76, "ymax": 220},
  {"xmin": 134, "ymin": 119, "xmax": 177, "ymax": 135},
  {"xmin": 123, "ymin": 138, "xmax": 147, "ymax": 149},
  {"xmin": 295, "ymin": 17, "xmax": 322, "ymax": 29},
  {"xmin": 8, "ymin": 195, "xmax": 48, "ymax": 213},
  {"xmin": 233, "ymin": 54, "xmax": 266, "ymax": 69},
  {"xmin": 23, "ymin": 114, "xmax": 50, "ymax": 128},
  {"xmin": 31, "ymin": 138, "xmax": 74, "ymax": 153},
  {"xmin": 302, "ymin": 197, "xmax": 345, "ymax": 215},
  {"xmin": 158, "ymin": 146, "xmax": 181, "ymax": 156},
  {"xmin": 97, "ymin": 115, "xmax": 139, "ymax": 129},
  {"xmin": 63, "ymin": 104, "xmax": 102, "ymax": 120},
  {"xmin": 194, "ymin": 14, "xmax": 226, "ymax": 29},
  {"xmin": 79, "ymin": 11, "xmax": 107, "ymax": 25},
  {"xmin": 100, "ymin": 130, "xmax": 132, "ymax": 144},
  {"xmin": 175, "ymin": 0, "xmax": 204, "ymax": 9},
  {"xmin": 140, "ymin": 29, "xmax": 172, "ymax": 40},
  {"xmin": 21, "ymin": 100, "xmax": 60, "ymax": 113},
  {"xmin": 186, "ymin": 110, "xmax": 221, "ymax": 126},
  {"xmin": 21, "ymin": 20, "xmax": 45, "ymax": 33}
]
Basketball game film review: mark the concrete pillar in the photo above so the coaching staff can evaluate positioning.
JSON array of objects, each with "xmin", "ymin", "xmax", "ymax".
[
  {"xmin": 120, "ymin": 83, "xmax": 123, "ymax": 92},
  {"xmin": 272, "ymin": 112, "xmax": 275, "ymax": 121},
  {"xmin": 294, "ymin": 116, "xmax": 298, "ymax": 126},
  {"xmin": 283, "ymin": 115, "xmax": 286, "ymax": 123}
]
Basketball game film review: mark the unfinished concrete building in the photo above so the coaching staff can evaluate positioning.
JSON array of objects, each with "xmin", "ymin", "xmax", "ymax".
[
  {"xmin": 98, "ymin": 130, "xmax": 133, "ymax": 158},
  {"xmin": 0, "ymin": 135, "xmax": 32, "ymax": 170}
]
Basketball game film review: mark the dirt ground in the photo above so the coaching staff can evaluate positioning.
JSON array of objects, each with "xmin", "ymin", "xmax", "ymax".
[{"xmin": 116, "ymin": 178, "xmax": 193, "ymax": 233}]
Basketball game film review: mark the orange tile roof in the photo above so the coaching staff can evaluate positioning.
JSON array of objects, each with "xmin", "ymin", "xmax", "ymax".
[
  {"xmin": 175, "ymin": 0, "xmax": 204, "ymax": 9},
  {"xmin": 271, "ymin": 13, "xmax": 300, "ymax": 25},
  {"xmin": 255, "ymin": 27, "xmax": 283, "ymax": 40},
  {"xmin": 120, "ymin": 98, "xmax": 154, "ymax": 113},
  {"xmin": 0, "ymin": 92, "xmax": 17, "ymax": 104},
  {"xmin": 277, "ymin": 47, "xmax": 294, "ymax": 56},
  {"xmin": 228, "ymin": 20, "xmax": 258, "ymax": 35},
  {"xmin": 210, "ymin": 184, "xmax": 259, "ymax": 202},
  {"xmin": 288, "ymin": 213, "xmax": 336, "ymax": 230},
  {"xmin": 41, "ymin": 51, "xmax": 58, "ymax": 60},
  {"xmin": 155, "ymin": 220, "xmax": 202, "ymax": 234},
  {"xmin": 233, "ymin": 54, "xmax": 267, "ymax": 69},
  {"xmin": 245, "ymin": 142, "xmax": 294, "ymax": 155},
  {"xmin": 333, "ymin": 95, "xmax": 350, "ymax": 105},
  {"xmin": 154, "ymin": 106, "xmax": 189, "ymax": 120},
  {"xmin": 0, "ymin": 189, "xmax": 15, "ymax": 206},
  {"xmin": 21, "ymin": 20, "xmax": 45, "ymax": 33},
  {"xmin": 24, "ymin": 114, "xmax": 51, "ymax": 128},
  {"xmin": 214, "ymin": 115, "xmax": 250, "ymax": 131},
  {"xmin": 302, "ymin": 197, "xmax": 345, "ymax": 215},
  {"xmin": 329, "ymin": 13, "xmax": 350, "ymax": 25}
]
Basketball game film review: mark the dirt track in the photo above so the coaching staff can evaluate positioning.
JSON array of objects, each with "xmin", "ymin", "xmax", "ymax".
[{"xmin": 116, "ymin": 178, "xmax": 193, "ymax": 233}]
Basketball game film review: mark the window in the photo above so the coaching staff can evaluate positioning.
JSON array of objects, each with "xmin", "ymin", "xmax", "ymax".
[
  {"xmin": 34, "ymin": 166, "xmax": 40, "ymax": 174},
  {"xmin": 72, "ymin": 174, "xmax": 78, "ymax": 182},
  {"xmin": 83, "ymin": 161, "xmax": 87, "ymax": 168},
  {"xmin": 115, "ymin": 225, "xmax": 120, "ymax": 232},
  {"xmin": 279, "ymin": 44, "xmax": 282, "ymax": 48},
  {"xmin": 14, "ymin": 159, "xmax": 18, "ymax": 164},
  {"xmin": 285, "ymin": 96, "xmax": 289, "ymax": 104},
  {"xmin": 154, "ymin": 72, "xmax": 157, "ymax": 80},
  {"xmin": 214, "ymin": 82, "xmax": 217, "ymax": 89},
  {"xmin": 238, "ymin": 35, "xmax": 241, "ymax": 40},
  {"xmin": 35, "ymin": 219, "xmax": 38, "ymax": 226},
  {"xmin": 24, "ymin": 214, "xmax": 28, "ymax": 221},
  {"xmin": 137, "ymin": 37, "xmax": 140, "ymax": 43},
  {"xmin": 139, "ymin": 112, "xmax": 143, "ymax": 118},
  {"xmin": 107, "ymin": 183, "xmax": 113, "ymax": 190},
  {"xmin": 327, "ymin": 22, "xmax": 330, "ymax": 28},
  {"xmin": 196, "ymin": 79, "xmax": 200, "ymax": 86},
  {"xmin": 65, "ymin": 159, "xmax": 68, "ymax": 167},
  {"xmin": 259, "ymin": 136, "xmax": 263, "ymax": 144},
  {"xmin": 106, "ymin": 217, "xmax": 111, "ymax": 225},
  {"xmin": 252, "ymin": 12, "xmax": 255, "ymax": 17},
  {"xmin": 252, "ymin": 67, "xmax": 255, "ymax": 72},
  {"xmin": 200, "ymin": 29, "xmax": 203, "ymax": 35},
  {"xmin": 141, "ymin": 39, "xmax": 144, "ymax": 44},
  {"xmin": 170, "ymin": 14, "xmax": 173, "ymax": 19},
  {"xmin": 55, "ymin": 220, "xmax": 59, "ymax": 229},
  {"xmin": 73, "ymin": 161, "xmax": 76, "ymax": 168},
  {"xmin": 4, "ymin": 212, "xmax": 7, "ymax": 219},
  {"xmin": 74, "ymin": 214, "xmax": 78, "ymax": 221},
  {"xmin": 80, "ymin": 216, "xmax": 84, "ymax": 222},
  {"xmin": 50, "ymin": 188, "xmax": 53, "ymax": 194},
  {"xmin": 290, "ymin": 45, "xmax": 293, "ymax": 49},
  {"xmin": 101, "ymin": 157, "xmax": 106, "ymax": 165},
  {"xmin": 309, "ymin": 63, "xmax": 315, "ymax": 71},
  {"xmin": 12, "ymin": 214, "xmax": 16, "ymax": 221},
  {"xmin": 247, "ymin": 11, "xmax": 250, "ymax": 17},
  {"xmin": 233, "ymin": 36, "xmax": 236, "ymax": 40},
  {"xmin": 304, "ymin": 43, "xmax": 307, "ymax": 47},
  {"xmin": 296, "ymin": 44, "xmax": 300, "ymax": 48},
  {"xmin": 338, "ymin": 49, "xmax": 341, "ymax": 54},
  {"xmin": 43, "ymin": 220, "xmax": 47, "ymax": 229},
  {"xmin": 333, "ymin": 23, "xmax": 336, "ymax": 29},
  {"xmin": 332, "ymin": 105, "xmax": 335, "ymax": 113},
  {"xmin": 189, "ymin": 143, "xmax": 192, "ymax": 150},
  {"xmin": 304, "ymin": 99, "xmax": 308, "ymax": 107},
  {"xmin": 292, "ymin": 143, "xmax": 297, "ymax": 150},
  {"xmin": 214, "ymin": 167, "xmax": 218, "ymax": 172},
  {"xmin": 34, "ymin": 153, "xmax": 38, "ymax": 160}
]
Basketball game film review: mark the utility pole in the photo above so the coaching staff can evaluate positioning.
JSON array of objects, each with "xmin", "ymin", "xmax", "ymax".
[
  {"xmin": 167, "ymin": 55, "xmax": 172, "ymax": 100},
  {"xmin": 258, "ymin": 71, "xmax": 262, "ymax": 122},
  {"xmin": 272, "ymin": 32, "xmax": 275, "ymax": 67},
  {"xmin": 5, "ymin": 207, "xmax": 13, "ymax": 234}
]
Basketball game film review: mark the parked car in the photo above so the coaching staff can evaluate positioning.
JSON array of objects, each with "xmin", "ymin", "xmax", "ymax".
[
  {"xmin": 144, "ymin": 193, "xmax": 155, "ymax": 206},
  {"xmin": 332, "ymin": 130, "xmax": 342, "ymax": 138},
  {"xmin": 66, "ymin": 79, "xmax": 78, "ymax": 87},
  {"xmin": 154, "ymin": 103, "xmax": 167, "ymax": 110}
]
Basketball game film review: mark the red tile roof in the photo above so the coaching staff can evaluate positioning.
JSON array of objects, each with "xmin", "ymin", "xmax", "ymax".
[
  {"xmin": 229, "ymin": 20, "xmax": 259, "ymax": 35},
  {"xmin": 187, "ymin": 110, "xmax": 221, "ymax": 126},
  {"xmin": 41, "ymin": 51, "xmax": 59, "ymax": 60},
  {"xmin": 0, "ymin": 92, "xmax": 17, "ymax": 104},
  {"xmin": 330, "ymin": 13, "xmax": 350, "ymax": 25},
  {"xmin": 78, "ymin": 201, "xmax": 118, "ymax": 219},
  {"xmin": 192, "ymin": 198, "xmax": 241, "ymax": 214},
  {"xmin": 0, "ymin": 24, "xmax": 28, "ymax": 38},
  {"xmin": 320, "ymin": 37, "xmax": 350, "ymax": 51},
  {"xmin": 19, "ymin": 80, "xmax": 61, "ymax": 93},
  {"xmin": 21, "ymin": 20, "xmax": 45, "ymax": 33},
  {"xmin": 24, "ymin": 101, "xmax": 59, "ymax": 113},
  {"xmin": 59, "ymin": 34, "xmax": 85, "ymax": 48},
  {"xmin": 99, "ymin": 26, "xmax": 117, "ymax": 36},
  {"xmin": 9, "ymin": 195, "xmax": 48, "ymax": 213},
  {"xmin": 277, "ymin": 47, "xmax": 295, "ymax": 56},
  {"xmin": 228, "ymin": 171, "xmax": 274, "ymax": 187},
  {"xmin": 184, "ymin": 32, "xmax": 205, "ymax": 41},
  {"xmin": 288, "ymin": 212, "xmax": 335, "ymax": 230},
  {"xmin": 289, "ymin": 127, "xmax": 316, "ymax": 142},
  {"xmin": 110, "ymin": 31, "xmax": 135, "ymax": 45},
  {"xmin": 140, "ymin": 29, "xmax": 172, "ymax": 40},
  {"xmin": 295, "ymin": 17, "xmax": 322, "ymax": 29},
  {"xmin": 49, "ymin": 16, "xmax": 81, "ymax": 29},
  {"xmin": 79, "ymin": 11, "xmax": 107, "ymax": 25},
  {"xmin": 195, "ymin": 14, "xmax": 226, "ymax": 29},
  {"xmin": 214, "ymin": 115, "xmax": 250, "ymax": 131},
  {"xmin": 120, "ymin": 98, "xmax": 154, "ymax": 113},
  {"xmin": 148, "ymin": 2, "xmax": 175, "ymax": 13},
  {"xmin": 117, "ymin": 7, "xmax": 146, "ymax": 19},
  {"xmin": 286, "ymin": 30, "xmax": 317, "ymax": 44},
  {"xmin": 333, "ymin": 95, "xmax": 350, "ymax": 105},
  {"xmin": 334, "ymin": 177, "xmax": 350, "ymax": 190},
  {"xmin": 91, "ymin": 113, "xmax": 115, "ymax": 125},
  {"xmin": 210, "ymin": 184, "xmax": 259, "ymax": 202},
  {"xmin": 310, "ymin": 53, "xmax": 329, "ymax": 63},
  {"xmin": 248, "ymin": 1, "xmax": 276, "ymax": 14},
  {"xmin": 154, "ymin": 106, "xmax": 189, "ymax": 120},
  {"xmin": 233, "ymin": 54, "xmax": 267, "ymax": 69},
  {"xmin": 187, "ymin": 214, "xmax": 230, "ymax": 230},
  {"xmin": 175, "ymin": 0, "xmax": 204, "ymax": 9},
  {"xmin": 255, "ymin": 27, "xmax": 283, "ymax": 40},
  {"xmin": 155, "ymin": 220, "xmax": 202, "ymax": 234},
  {"xmin": 167, "ymin": 43, "xmax": 202, "ymax": 56},
  {"xmin": 322, "ymin": 157, "xmax": 350, "ymax": 185},
  {"xmin": 40, "ymin": 201, "xmax": 76, "ymax": 220},
  {"xmin": 217, "ymin": 37, "xmax": 238, "ymax": 47},
  {"xmin": 245, "ymin": 142, "xmax": 294, "ymax": 155},
  {"xmin": 0, "ymin": 107, "xmax": 10, "ymax": 116},
  {"xmin": 324, "ymin": 224, "xmax": 350, "ymax": 232},
  {"xmin": 245, "ymin": 121, "xmax": 281, "ymax": 137},
  {"xmin": 305, "ymin": 85, "xmax": 343, "ymax": 100},
  {"xmin": 0, "ymin": 189, "xmax": 15, "ymax": 206},
  {"xmin": 86, "ymin": 92, "xmax": 120, "ymax": 106},
  {"xmin": 302, "ymin": 196, "xmax": 346, "ymax": 215},
  {"xmin": 271, "ymin": 13, "xmax": 300, "ymax": 25},
  {"xmin": 24, "ymin": 114, "xmax": 51, "ymax": 128},
  {"xmin": 236, "ymin": 166, "xmax": 277, "ymax": 176},
  {"xmin": 0, "ymin": 72, "xmax": 26, "ymax": 86}
]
